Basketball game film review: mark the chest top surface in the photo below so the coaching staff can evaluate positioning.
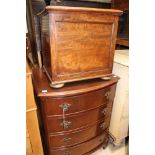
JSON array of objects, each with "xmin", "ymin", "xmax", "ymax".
[
  {"xmin": 45, "ymin": 6, "xmax": 122, "ymax": 14},
  {"xmin": 32, "ymin": 68, "xmax": 119, "ymax": 97}
]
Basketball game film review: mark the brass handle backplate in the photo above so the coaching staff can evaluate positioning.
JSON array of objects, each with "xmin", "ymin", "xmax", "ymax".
[
  {"xmin": 100, "ymin": 123, "xmax": 105, "ymax": 130},
  {"xmin": 59, "ymin": 103, "xmax": 71, "ymax": 112},
  {"xmin": 60, "ymin": 121, "xmax": 72, "ymax": 129},
  {"xmin": 104, "ymin": 92, "xmax": 111, "ymax": 99},
  {"xmin": 63, "ymin": 151, "xmax": 70, "ymax": 155},
  {"xmin": 63, "ymin": 137, "xmax": 71, "ymax": 143},
  {"xmin": 101, "ymin": 108, "xmax": 107, "ymax": 115}
]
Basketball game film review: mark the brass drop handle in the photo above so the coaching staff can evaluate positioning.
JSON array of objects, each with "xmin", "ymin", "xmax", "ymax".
[
  {"xmin": 104, "ymin": 92, "xmax": 111, "ymax": 99},
  {"xmin": 63, "ymin": 151, "xmax": 70, "ymax": 155},
  {"xmin": 59, "ymin": 103, "xmax": 71, "ymax": 112},
  {"xmin": 61, "ymin": 121, "xmax": 72, "ymax": 129},
  {"xmin": 100, "ymin": 123, "xmax": 105, "ymax": 130},
  {"xmin": 63, "ymin": 137, "xmax": 71, "ymax": 143},
  {"xmin": 101, "ymin": 108, "xmax": 107, "ymax": 115}
]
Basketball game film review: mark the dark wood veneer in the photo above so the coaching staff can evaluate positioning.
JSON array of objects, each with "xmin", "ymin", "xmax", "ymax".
[
  {"xmin": 45, "ymin": 85, "xmax": 115, "ymax": 116},
  {"xmin": 32, "ymin": 68, "xmax": 119, "ymax": 97},
  {"xmin": 46, "ymin": 105, "xmax": 109, "ymax": 133},
  {"xmin": 32, "ymin": 68, "xmax": 119, "ymax": 155},
  {"xmin": 49, "ymin": 132, "xmax": 108, "ymax": 155},
  {"xmin": 49, "ymin": 120, "xmax": 108, "ymax": 148}
]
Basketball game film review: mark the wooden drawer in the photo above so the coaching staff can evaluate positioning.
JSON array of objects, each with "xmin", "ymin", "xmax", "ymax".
[
  {"xmin": 50, "ymin": 132, "xmax": 108, "ymax": 155},
  {"xmin": 47, "ymin": 104, "xmax": 109, "ymax": 133},
  {"xmin": 49, "ymin": 119, "xmax": 109, "ymax": 148},
  {"xmin": 45, "ymin": 86, "xmax": 114, "ymax": 116}
]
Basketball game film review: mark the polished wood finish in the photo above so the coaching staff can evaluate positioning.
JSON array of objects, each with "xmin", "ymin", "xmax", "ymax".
[
  {"xmin": 49, "ymin": 120, "xmax": 108, "ymax": 148},
  {"xmin": 32, "ymin": 68, "xmax": 119, "ymax": 155},
  {"xmin": 39, "ymin": 6, "xmax": 122, "ymax": 86},
  {"xmin": 26, "ymin": 63, "xmax": 44, "ymax": 155},
  {"xmin": 27, "ymin": 0, "xmax": 112, "ymax": 67},
  {"xmin": 45, "ymin": 6, "xmax": 122, "ymax": 13},
  {"xmin": 46, "ymin": 105, "xmax": 109, "ymax": 133},
  {"xmin": 32, "ymin": 68, "xmax": 119, "ymax": 97},
  {"xmin": 45, "ymin": 86, "xmax": 113, "ymax": 116},
  {"xmin": 50, "ymin": 132, "xmax": 108, "ymax": 155}
]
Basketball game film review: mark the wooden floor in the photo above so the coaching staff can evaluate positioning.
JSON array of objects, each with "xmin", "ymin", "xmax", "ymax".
[{"xmin": 92, "ymin": 141, "xmax": 128, "ymax": 155}]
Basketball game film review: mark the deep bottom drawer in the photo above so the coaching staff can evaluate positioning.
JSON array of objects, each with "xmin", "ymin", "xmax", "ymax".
[{"xmin": 50, "ymin": 132, "xmax": 108, "ymax": 155}]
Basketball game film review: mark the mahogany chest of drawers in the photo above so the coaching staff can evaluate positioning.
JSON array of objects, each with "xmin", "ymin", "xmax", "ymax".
[
  {"xmin": 32, "ymin": 68, "xmax": 119, "ymax": 155},
  {"xmin": 39, "ymin": 6, "xmax": 122, "ymax": 88}
]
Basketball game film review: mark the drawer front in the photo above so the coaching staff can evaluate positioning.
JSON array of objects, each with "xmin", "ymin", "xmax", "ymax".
[
  {"xmin": 50, "ymin": 132, "xmax": 108, "ymax": 155},
  {"xmin": 47, "ymin": 105, "xmax": 109, "ymax": 133},
  {"xmin": 45, "ymin": 86, "xmax": 114, "ymax": 116},
  {"xmin": 49, "ymin": 119, "xmax": 109, "ymax": 148}
]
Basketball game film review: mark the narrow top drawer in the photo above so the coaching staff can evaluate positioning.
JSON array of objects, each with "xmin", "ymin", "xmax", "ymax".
[{"xmin": 44, "ymin": 85, "xmax": 115, "ymax": 117}]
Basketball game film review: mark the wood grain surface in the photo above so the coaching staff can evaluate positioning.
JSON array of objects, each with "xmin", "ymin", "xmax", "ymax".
[
  {"xmin": 26, "ymin": 63, "xmax": 44, "ymax": 155},
  {"xmin": 49, "ymin": 132, "xmax": 108, "ymax": 155},
  {"xmin": 39, "ymin": 6, "xmax": 122, "ymax": 85},
  {"xmin": 32, "ymin": 68, "xmax": 119, "ymax": 97},
  {"xmin": 32, "ymin": 68, "xmax": 118, "ymax": 155}
]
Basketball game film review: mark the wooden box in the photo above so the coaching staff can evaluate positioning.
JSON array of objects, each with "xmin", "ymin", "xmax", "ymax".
[{"xmin": 39, "ymin": 6, "xmax": 122, "ymax": 88}]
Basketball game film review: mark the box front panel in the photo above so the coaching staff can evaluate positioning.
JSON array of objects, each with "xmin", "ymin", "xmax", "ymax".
[
  {"xmin": 56, "ymin": 21, "xmax": 112, "ymax": 73},
  {"xmin": 50, "ymin": 12, "xmax": 118, "ymax": 83}
]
